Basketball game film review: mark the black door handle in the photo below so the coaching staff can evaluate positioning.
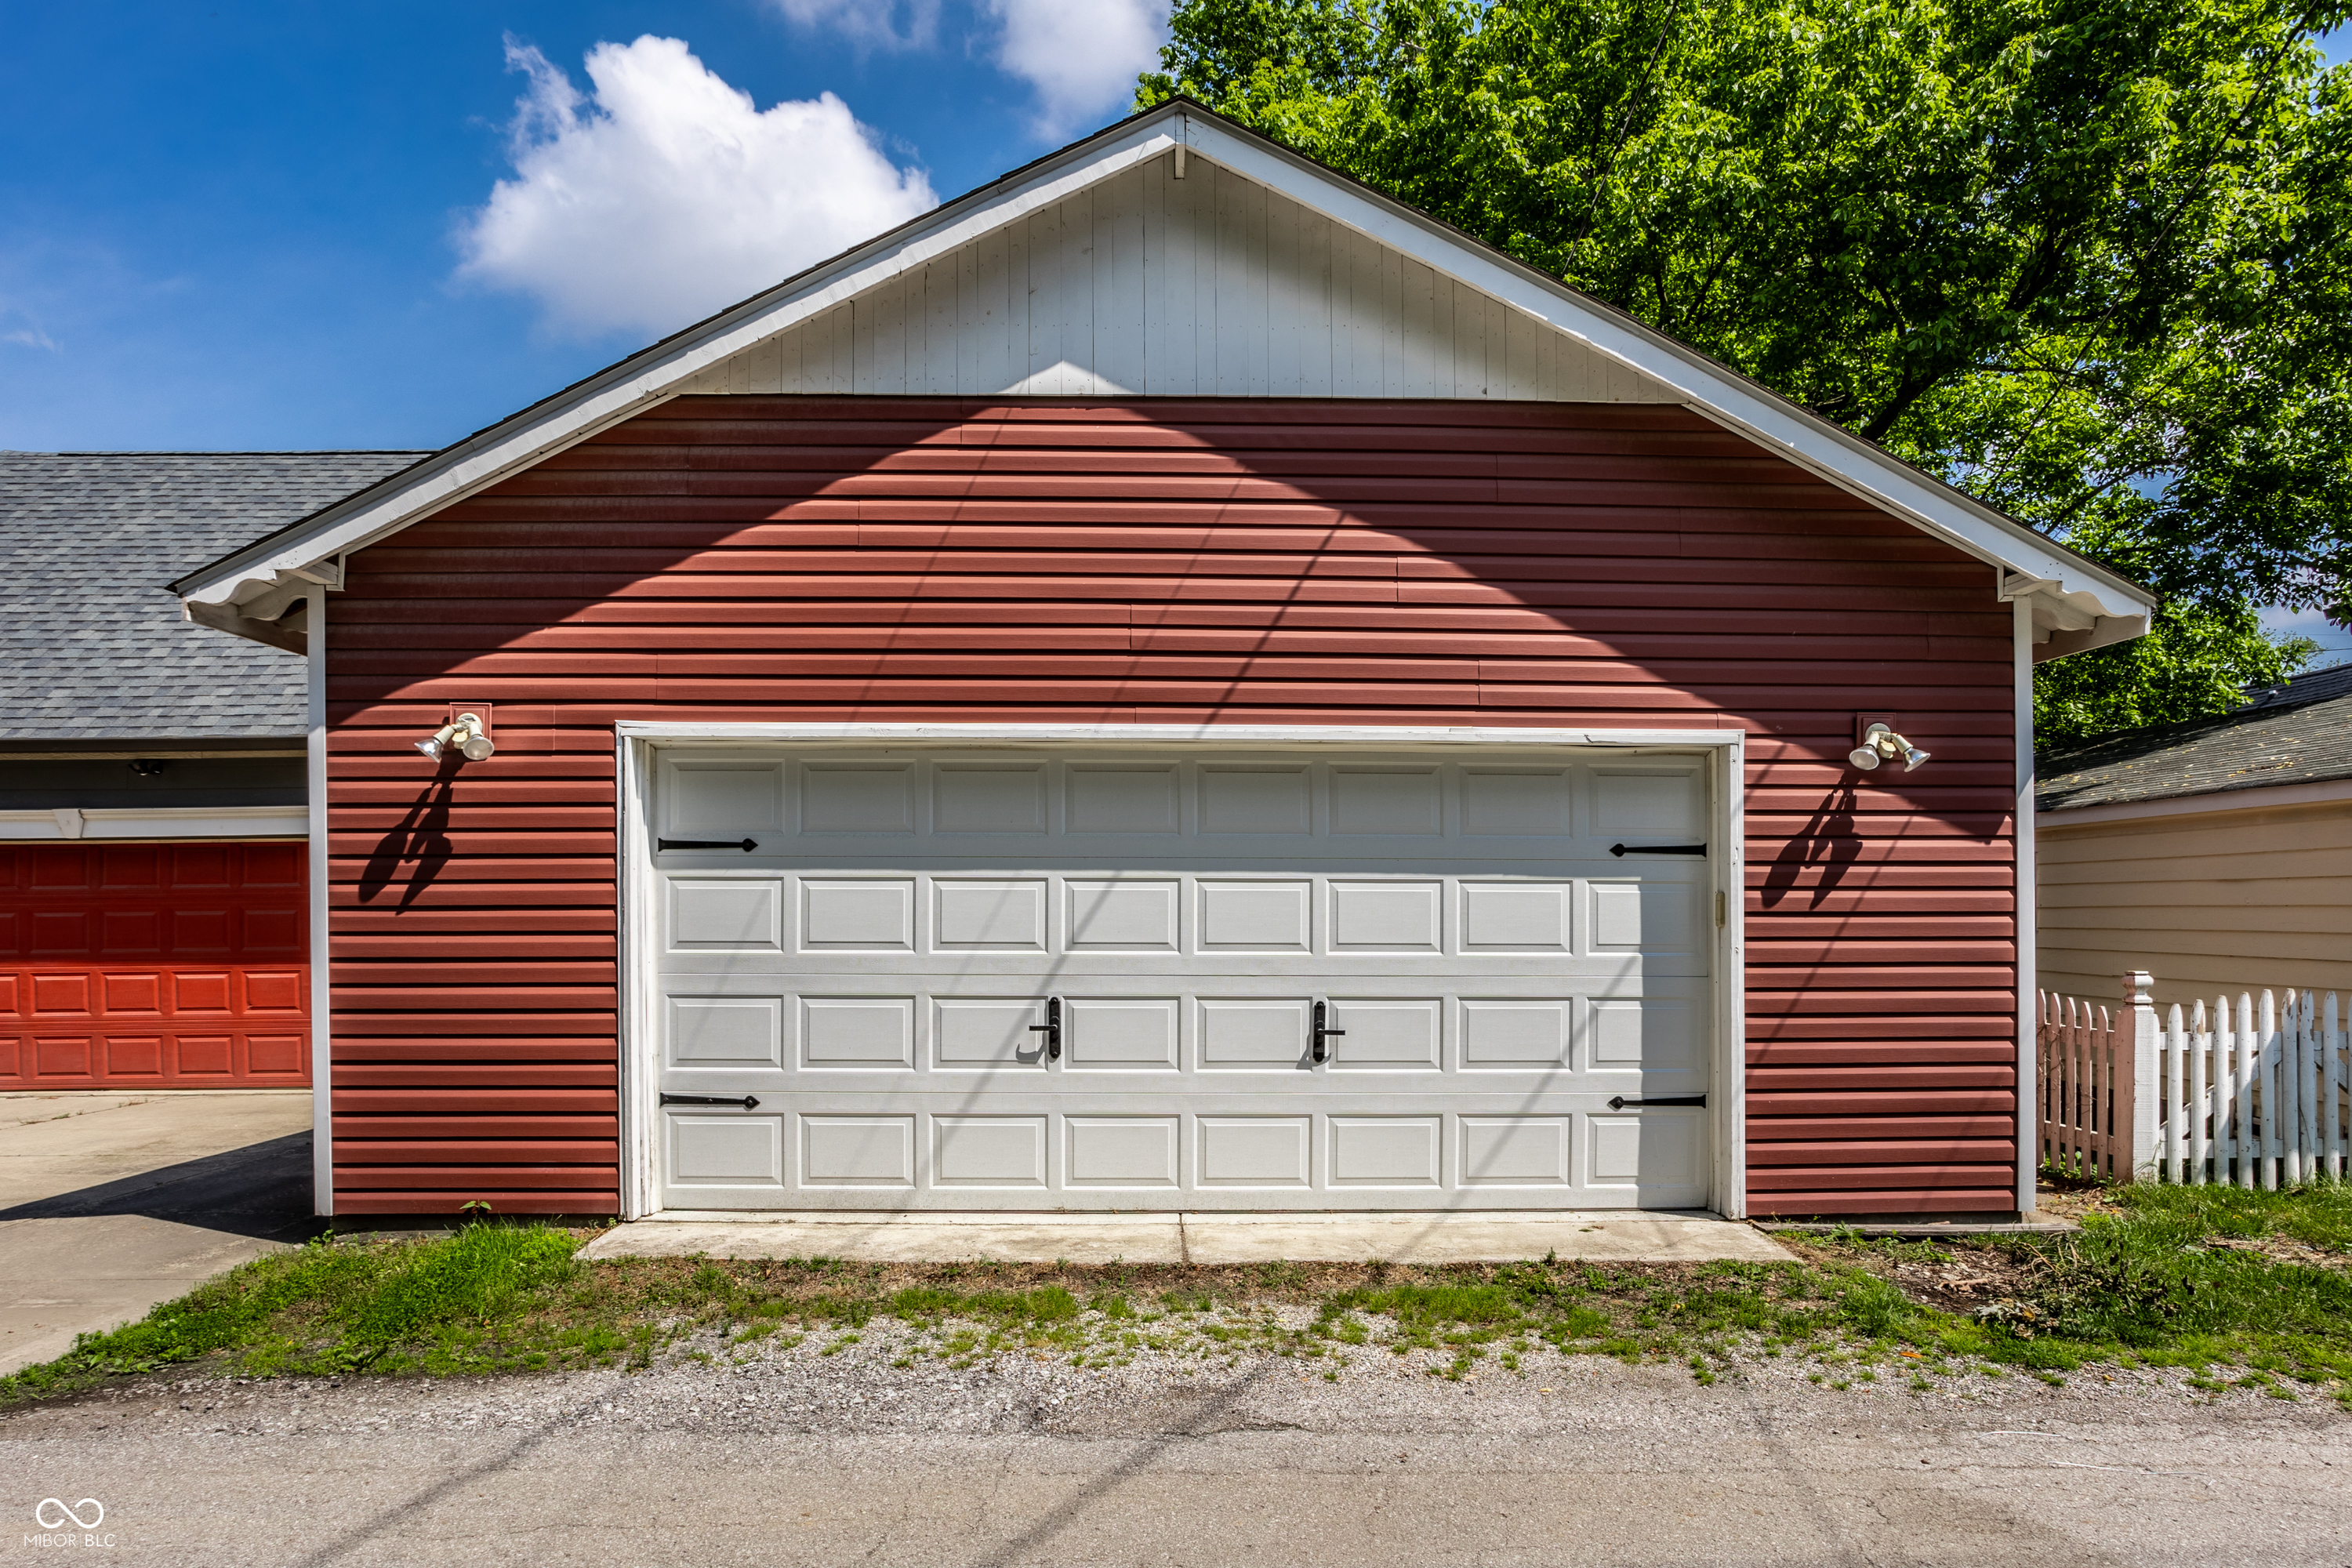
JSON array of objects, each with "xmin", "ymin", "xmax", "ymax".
[
  {"xmin": 1610, "ymin": 843, "xmax": 1708, "ymax": 857},
  {"xmin": 1607, "ymin": 1094, "xmax": 1708, "ymax": 1109},
  {"xmin": 657, "ymin": 837, "xmax": 759, "ymax": 852},
  {"xmin": 660, "ymin": 1092, "xmax": 761, "ymax": 1109},
  {"xmin": 1026, "ymin": 996, "xmax": 1062, "ymax": 1061},
  {"xmin": 1312, "ymin": 1000, "xmax": 1345, "ymax": 1064}
]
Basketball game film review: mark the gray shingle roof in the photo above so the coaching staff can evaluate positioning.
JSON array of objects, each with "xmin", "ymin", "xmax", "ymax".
[
  {"xmin": 2037, "ymin": 662, "xmax": 2352, "ymax": 814},
  {"xmin": 0, "ymin": 452, "xmax": 427, "ymax": 741}
]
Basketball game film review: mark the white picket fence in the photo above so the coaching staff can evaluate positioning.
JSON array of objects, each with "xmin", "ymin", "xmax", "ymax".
[{"xmin": 2038, "ymin": 971, "xmax": 2352, "ymax": 1186}]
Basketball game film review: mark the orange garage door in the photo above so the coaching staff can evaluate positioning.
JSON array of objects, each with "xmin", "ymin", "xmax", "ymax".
[{"xmin": 0, "ymin": 841, "xmax": 308, "ymax": 1088}]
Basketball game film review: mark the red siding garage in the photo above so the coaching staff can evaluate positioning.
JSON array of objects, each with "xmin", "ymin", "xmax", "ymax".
[
  {"xmin": 0, "ymin": 840, "xmax": 310, "ymax": 1089},
  {"xmin": 327, "ymin": 397, "xmax": 2018, "ymax": 1216}
]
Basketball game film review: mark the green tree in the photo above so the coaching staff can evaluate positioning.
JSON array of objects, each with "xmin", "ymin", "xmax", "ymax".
[{"xmin": 1141, "ymin": 0, "xmax": 2352, "ymax": 742}]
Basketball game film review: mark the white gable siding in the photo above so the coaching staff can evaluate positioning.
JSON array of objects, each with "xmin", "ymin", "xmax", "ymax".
[{"xmin": 682, "ymin": 151, "xmax": 1679, "ymax": 402}]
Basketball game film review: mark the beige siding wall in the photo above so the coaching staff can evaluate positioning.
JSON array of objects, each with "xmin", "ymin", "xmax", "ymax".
[{"xmin": 2038, "ymin": 797, "xmax": 2352, "ymax": 1011}]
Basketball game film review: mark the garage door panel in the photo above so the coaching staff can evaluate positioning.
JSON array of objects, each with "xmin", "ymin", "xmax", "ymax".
[
  {"xmin": 800, "ymin": 1115, "xmax": 915, "ymax": 1187},
  {"xmin": 1589, "ymin": 877, "xmax": 1703, "ymax": 958},
  {"xmin": 1329, "ymin": 1116, "xmax": 1441, "ymax": 1187},
  {"xmin": 935, "ymin": 997, "xmax": 1047, "ymax": 1067},
  {"xmin": 800, "ymin": 880, "xmax": 913, "ymax": 951},
  {"xmin": 800, "ymin": 996, "xmax": 912, "ymax": 1068},
  {"xmin": 1330, "ymin": 881, "xmax": 1441, "ymax": 952},
  {"xmin": 1461, "ymin": 768, "xmax": 1571, "ymax": 836},
  {"xmin": 651, "ymin": 746, "xmax": 1715, "ymax": 1210},
  {"xmin": 1068, "ymin": 764, "xmax": 1179, "ymax": 834},
  {"xmin": 1322, "ymin": 999, "xmax": 1441, "ymax": 1069},
  {"xmin": 1460, "ymin": 1000, "xmax": 1572, "ymax": 1068},
  {"xmin": 1198, "ymin": 1116, "xmax": 1312, "ymax": 1187},
  {"xmin": 1461, "ymin": 882, "xmax": 1570, "ymax": 952},
  {"xmin": 1064, "ymin": 997, "xmax": 1179, "ymax": 1069},
  {"xmin": 1065, "ymin": 1116, "xmax": 1179, "ymax": 1187},
  {"xmin": 671, "ymin": 1113, "xmax": 784, "ymax": 1188},
  {"xmin": 666, "ymin": 762, "xmax": 785, "ymax": 838},
  {"xmin": 935, "ymin": 879, "xmax": 1047, "ymax": 949},
  {"xmin": 1590, "ymin": 995, "xmax": 1704, "ymax": 1078},
  {"xmin": 1199, "ymin": 999, "xmax": 1310, "ymax": 1069},
  {"xmin": 670, "ymin": 880, "xmax": 782, "ymax": 950},
  {"xmin": 1199, "ymin": 766, "xmax": 1310, "ymax": 834},
  {"xmin": 1461, "ymin": 1117, "xmax": 1573, "ymax": 1187},
  {"xmin": 935, "ymin": 764, "xmax": 1047, "ymax": 833},
  {"xmin": 1198, "ymin": 880, "xmax": 1311, "ymax": 951},
  {"xmin": 934, "ymin": 1115, "xmax": 1047, "ymax": 1187},
  {"xmin": 800, "ymin": 763, "xmax": 914, "ymax": 833},
  {"xmin": 1330, "ymin": 768, "xmax": 1441, "ymax": 836},
  {"xmin": 666, "ymin": 996, "xmax": 780, "ymax": 1066},
  {"xmin": 1065, "ymin": 879, "xmax": 1178, "ymax": 949}
]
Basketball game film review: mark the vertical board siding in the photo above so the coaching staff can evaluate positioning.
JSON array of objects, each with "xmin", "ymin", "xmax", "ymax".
[
  {"xmin": 328, "ymin": 397, "xmax": 2018, "ymax": 1216},
  {"xmin": 0, "ymin": 840, "xmax": 309, "ymax": 1089},
  {"xmin": 684, "ymin": 154, "xmax": 1680, "ymax": 405}
]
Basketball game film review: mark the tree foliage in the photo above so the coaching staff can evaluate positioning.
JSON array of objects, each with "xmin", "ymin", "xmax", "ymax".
[{"xmin": 1141, "ymin": 0, "xmax": 2352, "ymax": 740}]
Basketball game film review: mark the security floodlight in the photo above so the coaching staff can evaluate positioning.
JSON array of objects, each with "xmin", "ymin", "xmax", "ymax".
[
  {"xmin": 1849, "ymin": 722, "xmax": 1929, "ymax": 772},
  {"xmin": 418, "ymin": 712, "xmax": 495, "ymax": 762}
]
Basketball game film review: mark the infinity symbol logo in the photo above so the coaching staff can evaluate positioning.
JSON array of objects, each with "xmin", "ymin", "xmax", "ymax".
[{"xmin": 36, "ymin": 1497, "xmax": 103, "ymax": 1530}]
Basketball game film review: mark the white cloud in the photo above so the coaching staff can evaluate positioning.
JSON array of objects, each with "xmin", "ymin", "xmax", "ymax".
[
  {"xmin": 770, "ymin": 0, "xmax": 942, "ymax": 52},
  {"xmin": 456, "ymin": 35, "xmax": 937, "ymax": 339},
  {"xmin": 985, "ymin": 0, "xmax": 1171, "ymax": 136},
  {"xmin": 2, "ymin": 325, "xmax": 60, "ymax": 352}
]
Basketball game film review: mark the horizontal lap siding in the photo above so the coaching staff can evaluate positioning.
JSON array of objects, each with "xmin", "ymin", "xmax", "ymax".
[{"xmin": 328, "ymin": 397, "xmax": 2016, "ymax": 1215}]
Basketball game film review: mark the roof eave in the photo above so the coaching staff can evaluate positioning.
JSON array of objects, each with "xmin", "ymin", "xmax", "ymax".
[{"xmin": 173, "ymin": 96, "xmax": 2155, "ymax": 647}]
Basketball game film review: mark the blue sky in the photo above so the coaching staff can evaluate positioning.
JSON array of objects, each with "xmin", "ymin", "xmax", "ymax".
[
  {"xmin": 3, "ymin": 5, "xmax": 2344, "ymax": 658},
  {"xmin": 0, "ymin": 1, "xmax": 1169, "ymax": 453}
]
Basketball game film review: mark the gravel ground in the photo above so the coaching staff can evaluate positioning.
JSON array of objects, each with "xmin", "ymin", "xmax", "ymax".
[{"xmin": 6, "ymin": 1319, "xmax": 2350, "ymax": 1566}]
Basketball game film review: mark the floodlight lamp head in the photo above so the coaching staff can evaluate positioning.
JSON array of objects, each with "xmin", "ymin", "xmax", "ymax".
[
  {"xmin": 417, "ymin": 713, "xmax": 495, "ymax": 763},
  {"xmin": 1848, "ymin": 722, "xmax": 1929, "ymax": 773}
]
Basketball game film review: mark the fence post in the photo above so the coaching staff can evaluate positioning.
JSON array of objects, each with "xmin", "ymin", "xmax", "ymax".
[{"xmin": 2120, "ymin": 971, "xmax": 2161, "ymax": 1182}]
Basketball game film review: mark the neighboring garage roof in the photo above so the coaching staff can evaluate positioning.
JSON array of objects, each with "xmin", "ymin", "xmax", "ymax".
[
  {"xmin": 2037, "ymin": 662, "xmax": 2352, "ymax": 814},
  {"xmin": 0, "ymin": 450, "xmax": 426, "ymax": 742}
]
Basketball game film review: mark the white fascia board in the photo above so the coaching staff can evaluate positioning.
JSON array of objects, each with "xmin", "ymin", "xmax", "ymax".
[
  {"xmin": 2038, "ymin": 774, "xmax": 2352, "ymax": 829},
  {"xmin": 0, "ymin": 805, "xmax": 307, "ymax": 840},
  {"xmin": 1174, "ymin": 114, "xmax": 2152, "ymax": 629},
  {"xmin": 177, "ymin": 118, "xmax": 1191, "ymax": 612},
  {"xmin": 619, "ymin": 720, "xmax": 1748, "ymax": 750}
]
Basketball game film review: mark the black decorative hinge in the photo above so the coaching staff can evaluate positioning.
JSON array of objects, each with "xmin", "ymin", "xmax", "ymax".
[
  {"xmin": 660, "ymin": 1092, "xmax": 761, "ymax": 1110},
  {"xmin": 1607, "ymin": 1094, "xmax": 1708, "ymax": 1109},
  {"xmin": 657, "ymin": 837, "xmax": 759, "ymax": 852},
  {"xmin": 1610, "ymin": 842, "xmax": 1708, "ymax": 857}
]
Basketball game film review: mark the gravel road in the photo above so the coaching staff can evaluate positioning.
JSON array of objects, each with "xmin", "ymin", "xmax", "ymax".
[{"xmin": 6, "ymin": 1327, "xmax": 2347, "ymax": 1566}]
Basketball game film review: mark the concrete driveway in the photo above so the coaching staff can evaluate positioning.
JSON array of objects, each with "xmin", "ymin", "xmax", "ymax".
[{"xmin": 0, "ymin": 1090, "xmax": 314, "ymax": 1376}]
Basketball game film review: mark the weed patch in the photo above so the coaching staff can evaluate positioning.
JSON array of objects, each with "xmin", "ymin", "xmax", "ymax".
[{"xmin": 10, "ymin": 1181, "xmax": 2350, "ymax": 1407}]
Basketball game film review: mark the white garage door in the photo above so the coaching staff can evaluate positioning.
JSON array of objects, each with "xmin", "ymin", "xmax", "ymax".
[{"xmin": 644, "ymin": 744, "xmax": 1715, "ymax": 1211}]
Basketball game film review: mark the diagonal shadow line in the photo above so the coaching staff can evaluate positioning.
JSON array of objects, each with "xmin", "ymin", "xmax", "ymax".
[
  {"xmin": 286, "ymin": 1389, "xmax": 609, "ymax": 1568},
  {"xmin": 0, "ymin": 1131, "xmax": 317, "ymax": 1242},
  {"xmin": 967, "ymin": 1359, "xmax": 1287, "ymax": 1568}
]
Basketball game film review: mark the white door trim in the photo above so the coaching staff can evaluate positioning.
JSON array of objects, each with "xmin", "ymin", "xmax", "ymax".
[{"xmin": 612, "ymin": 722, "xmax": 1748, "ymax": 1221}]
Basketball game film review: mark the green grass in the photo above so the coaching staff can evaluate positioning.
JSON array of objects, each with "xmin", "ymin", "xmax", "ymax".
[{"xmin": 6, "ymin": 1181, "xmax": 2350, "ymax": 1408}]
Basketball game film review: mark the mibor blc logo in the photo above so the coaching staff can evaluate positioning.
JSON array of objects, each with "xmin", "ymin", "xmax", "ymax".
[{"xmin": 27, "ymin": 1497, "xmax": 114, "ymax": 1548}]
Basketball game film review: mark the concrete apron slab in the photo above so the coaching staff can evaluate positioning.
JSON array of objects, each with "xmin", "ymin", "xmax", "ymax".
[{"xmin": 580, "ymin": 1210, "xmax": 1794, "ymax": 1267}]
